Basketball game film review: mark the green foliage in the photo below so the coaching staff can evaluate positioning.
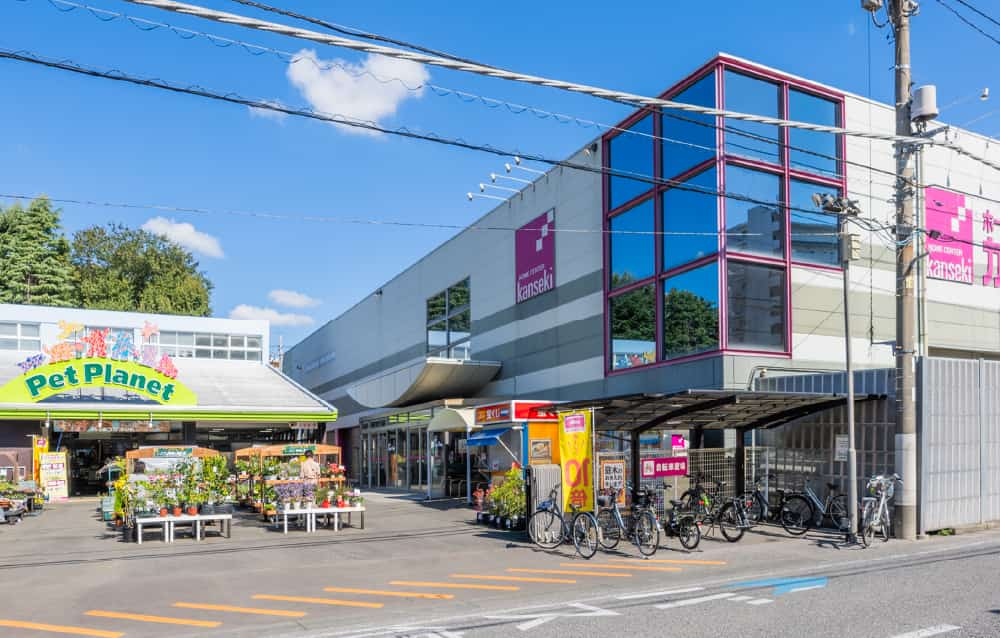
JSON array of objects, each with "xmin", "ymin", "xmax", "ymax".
[
  {"xmin": 0, "ymin": 198, "xmax": 76, "ymax": 307},
  {"xmin": 662, "ymin": 288, "xmax": 718, "ymax": 357},
  {"xmin": 609, "ymin": 284, "xmax": 655, "ymax": 341},
  {"xmin": 72, "ymin": 223, "xmax": 212, "ymax": 316},
  {"xmin": 200, "ymin": 455, "xmax": 230, "ymax": 504},
  {"xmin": 490, "ymin": 468, "xmax": 526, "ymax": 518}
]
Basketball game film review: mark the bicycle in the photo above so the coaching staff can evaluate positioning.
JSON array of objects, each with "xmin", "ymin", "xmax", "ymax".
[
  {"xmin": 596, "ymin": 485, "xmax": 659, "ymax": 557},
  {"xmin": 781, "ymin": 478, "xmax": 850, "ymax": 535},
  {"xmin": 659, "ymin": 482, "xmax": 701, "ymax": 550},
  {"xmin": 860, "ymin": 473, "xmax": 901, "ymax": 547},
  {"xmin": 527, "ymin": 487, "xmax": 600, "ymax": 559},
  {"xmin": 681, "ymin": 474, "xmax": 750, "ymax": 543}
]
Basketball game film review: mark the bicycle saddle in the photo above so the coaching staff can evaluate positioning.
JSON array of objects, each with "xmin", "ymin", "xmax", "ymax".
[{"xmin": 670, "ymin": 499, "xmax": 685, "ymax": 508}]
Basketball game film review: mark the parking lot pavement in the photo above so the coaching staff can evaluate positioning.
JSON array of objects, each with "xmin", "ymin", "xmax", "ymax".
[{"xmin": 1, "ymin": 495, "xmax": 998, "ymax": 638}]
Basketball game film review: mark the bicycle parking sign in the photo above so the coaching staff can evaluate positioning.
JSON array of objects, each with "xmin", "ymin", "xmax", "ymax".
[{"xmin": 641, "ymin": 456, "xmax": 688, "ymax": 478}]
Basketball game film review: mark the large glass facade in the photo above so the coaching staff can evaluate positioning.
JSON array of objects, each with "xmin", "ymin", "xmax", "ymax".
[
  {"xmin": 603, "ymin": 58, "xmax": 844, "ymax": 371},
  {"xmin": 426, "ymin": 278, "xmax": 471, "ymax": 358}
]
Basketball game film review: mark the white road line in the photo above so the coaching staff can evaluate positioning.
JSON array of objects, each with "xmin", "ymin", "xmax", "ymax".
[
  {"xmin": 728, "ymin": 595, "xmax": 752, "ymax": 602},
  {"xmin": 889, "ymin": 625, "xmax": 961, "ymax": 638},
  {"xmin": 786, "ymin": 584, "xmax": 826, "ymax": 594},
  {"xmin": 746, "ymin": 598, "xmax": 774, "ymax": 605},
  {"xmin": 654, "ymin": 593, "xmax": 735, "ymax": 609},
  {"xmin": 616, "ymin": 587, "xmax": 704, "ymax": 600}
]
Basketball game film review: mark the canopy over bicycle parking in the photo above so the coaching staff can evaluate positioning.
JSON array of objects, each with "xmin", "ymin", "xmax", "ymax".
[{"xmin": 554, "ymin": 389, "xmax": 882, "ymax": 497}]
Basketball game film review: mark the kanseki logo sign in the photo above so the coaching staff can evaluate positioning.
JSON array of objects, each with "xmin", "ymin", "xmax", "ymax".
[{"xmin": 515, "ymin": 209, "xmax": 555, "ymax": 304}]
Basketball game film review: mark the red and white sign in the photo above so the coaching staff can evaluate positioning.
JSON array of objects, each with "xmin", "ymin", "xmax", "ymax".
[
  {"xmin": 640, "ymin": 456, "xmax": 688, "ymax": 478},
  {"xmin": 474, "ymin": 401, "xmax": 556, "ymax": 425}
]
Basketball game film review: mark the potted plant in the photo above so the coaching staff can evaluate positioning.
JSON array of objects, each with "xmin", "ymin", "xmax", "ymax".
[
  {"xmin": 348, "ymin": 493, "xmax": 364, "ymax": 507},
  {"xmin": 274, "ymin": 482, "xmax": 294, "ymax": 510},
  {"xmin": 302, "ymin": 483, "xmax": 316, "ymax": 509},
  {"xmin": 317, "ymin": 487, "xmax": 330, "ymax": 508}
]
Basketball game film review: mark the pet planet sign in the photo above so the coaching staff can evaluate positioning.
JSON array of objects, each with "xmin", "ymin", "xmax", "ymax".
[{"xmin": 515, "ymin": 210, "xmax": 556, "ymax": 303}]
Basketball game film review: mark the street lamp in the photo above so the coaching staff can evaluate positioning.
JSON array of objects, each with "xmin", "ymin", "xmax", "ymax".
[{"xmin": 815, "ymin": 192, "xmax": 862, "ymax": 543}]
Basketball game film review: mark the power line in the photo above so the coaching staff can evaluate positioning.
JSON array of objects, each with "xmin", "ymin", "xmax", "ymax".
[
  {"xmin": 952, "ymin": 0, "xmax": 1000, "ymax": 29},
  {"xmin": 119, "ymin": 0, "xmax": 1000, "ymax": 174},
  {"xmin": 934, "ymin": 0, "xmax": 1000, "ymax": 45},
  {"xmin": 1, "ymin": 47, "xmax": 903, "ymax": 240},
  {"xmin": 25, "ymin": 0, "xmax": 996, "ymax": 201}
]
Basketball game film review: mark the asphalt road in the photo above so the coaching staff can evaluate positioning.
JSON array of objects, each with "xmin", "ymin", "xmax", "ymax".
[{"xmin": 1, "ymin": 496, "xmax": 998, "ymax": 638}]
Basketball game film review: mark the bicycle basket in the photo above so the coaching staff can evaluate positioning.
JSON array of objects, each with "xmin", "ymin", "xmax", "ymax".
[
  {"xmin": 596, "ymin": 494, "xmax": 612, "ymax": 508},
  {"xmin": 884, "ymin": 480, "xmax": 895, "ymax": 499}
]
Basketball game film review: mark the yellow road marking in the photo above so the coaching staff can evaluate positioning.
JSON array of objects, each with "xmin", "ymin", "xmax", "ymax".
[
  {"xmin": 506, "ymin": 568, "xmax": 632, "ymax": 578},
  {"xmin": 323, "ymin": 587, "xmax": 454, "ymax": 600},
  {"xmin": 450, "ymin": 574, "xmax": 577, "ymax": 584},
  {"xmin": 0, "ymin": 620, "xmax": 123, "ymax": 638},
  {"xmin": 609, "ymin": 557, "xmax": 727, "ymax": 566},
  {"xmin": 84, "ymin": 611, "xmax": 220, "ymax": 628},
  {"xmin": 389, "ymin": 580, "xmax": 520, "ymax": 592},
  {"xmin": 173, "ymin": 602, "xmax": 306, "ymax": 617},
  {"xmin": 252, "ymin": 595, "xmax": 383, "ymax": 609},
  {"xmin": 560, "ymin": 562, "xmax": 681, "ymax": 572}
]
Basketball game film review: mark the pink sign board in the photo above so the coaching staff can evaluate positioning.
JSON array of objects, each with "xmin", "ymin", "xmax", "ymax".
[
  {"xmin": 640, "ymin": 456, "xmax": 688, "ymax": 478},
  {"xmin": 515, "ymin": 210, "xmax": 556, "ymax": 303},
  {"xmin": 925, "ymin": 186, "xmax": 974, "ymax": 284},
  {"xmin": 563, "ymin": 414, "xmax": 586, "ymax": 434}
]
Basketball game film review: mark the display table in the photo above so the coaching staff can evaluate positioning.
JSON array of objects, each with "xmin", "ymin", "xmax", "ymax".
[
  {"xmin": 135, "ymin": 514, "xmax": 233, "ymax": 544},
  {"xmin": 276, "ymin": 505, "xmax": 365, "ymax": 534}
]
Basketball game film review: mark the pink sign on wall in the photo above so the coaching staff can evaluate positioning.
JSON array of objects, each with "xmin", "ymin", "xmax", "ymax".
[
  {"xmin": 925, "ymin": 186, "xmax": 974, "ymax": 284},
  {"xmin": 515, "ymin": 209, "xmax": 556, "ymax": 303},
  {"xmin": 640, "ymin": 456, "xmax": 688, "ymax": 478}
]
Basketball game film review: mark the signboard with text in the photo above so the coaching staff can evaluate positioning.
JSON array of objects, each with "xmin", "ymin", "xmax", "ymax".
[
  {"xmin": 39, "ymin": 451, "xmax": 68, "ymax": 501},
  {"xmin": 515, "ymin": 209, "xmax": 556, "ymax": 303},
  {"xmin": 558, "ymin": 410, "xmax": 594, "ymax": 513},
  {"xmin": 926, "ymin": 186, "xmax": 974, "ymax": 284},
  {"xmin": 600, "ymin": 460, "xmax": 626, "ymax": 505},
  {"xmin": 640, "ymin": 456, "xmax": 688, "ymax": 479}
]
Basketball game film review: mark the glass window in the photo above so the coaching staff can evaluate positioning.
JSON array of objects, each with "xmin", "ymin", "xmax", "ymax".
[
  {"xmin": 789, "ymin": 89, "xmax": 839, "ymax": 176},
  {"xmin": 662, "ymin": 73, "xmax": 716, "ymax": 180},
  {"xmin": 448, "ymin": 279, "xmax": 470, "ymax": 310},
  {"xmin": 449, "ymin": 342, "xmax": 471, "ymax": 360},
  {"xmin": 175, "ymin": 347, "xmax": 194, "ymax": 358},
  {"xmin": 610, "ymin": 285, "xmax": 655, "ymax": 370},
  {"xmin": 662, "ymin": 168, "xmax": 719, "ymax": 270},
  {"xmin": 609, "ymin": 114, "xmax": 654, "ymax": 209},
  {"xmin": 229, "ymin": 350, "xmax": 246, "ymax": 360},
  {"xmin": 178, "ymin": 333, "xmax": 195, "ymax": 346},
  {"xmin": 427, "ymin": 321, "xmax": 447, "ymax": 353},
  {"xmin": 426, "ymin": 291, "xmax": 446, "ymax": 322},
  {"xmin": 247, "ymin": 350, "xmax": 262, "ymax": 361},
  {"xmin": 448, "ymin": 310, "xmax": 471, "ymax": 343},
  {"xmin": 19, "ymin": 324, "xmax": 39, "ymax": 338},
  {"xmin": 212, "ymin": 349, "xmax": 228, "ymax": 359},
  {"xmin": 662, "ymin": 264, "xmax": 720, "ymax": 360},
  {"xmin": 724, "ymin": 71, "xmax": 781, "ymax": 164},
  {"xmin": 727, "ymin": 262, "xmax": 786, "ymax": 351},
  {"xmin": 195, "ymin": 348, "xmax": 211, "ymax": 359},
  {"xmin": 246, "ymin": 336, "xmax": 262, "ymax": 349},
  {"xmin": 230, "ymin": 335, "xmax": 246, "ymax": 348},
  {"xmin": 195, "ymin": 334, "xmax": 211, "ymax": 347},
  {"xmin": 725, "ymin": 165, "xmax": 784, "ymax": 258},
  {"xmin": 159, "ymin": 331, "xmax": 176, "ymax": 345},
  {"xmin": 0, "ymin": 324, "xmax": 16, "ymax": 336},
  {"xmin": 790, "ymin": 180, "xmax": 840, "ymax": 266},
  {"xmin": 0, "ymin": 338, "xmax": 16, "ymax": 350},
  {"xmin": 212, "ymin": 335, "xmax": 227, "ymax": 348},
  {"xmin": 609, "ymin": 199, "xmax": 655, "ymax": 289}
]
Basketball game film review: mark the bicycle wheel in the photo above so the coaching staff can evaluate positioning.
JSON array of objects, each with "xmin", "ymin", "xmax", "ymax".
[
  {"xmin": 781, "ymin": 495, "xmax": 813, "ymax": 536},
  {"xmin": 678, "ymin": 516, "xmax": 701, "ymax": 550},
  {"xmin": 717, "ymin": 502, "xmax": 745, "ymax": 542},
  {"xmin": 879, "ymin": 508, "xmax": 891, "ymax": 542},
  {"xmin": 746, "ymin": 493, "xmax": 765, "ymax": 523},
  {"xmin": 528, "ymin": 510, "xmax": 564, "ymax": 550},
  {"xmin": 572, "ymin": 512, "xmax": 599, "ymax": 559},
  {"xmin": 634, "ymin": 511, "xmax": 660, "ymax": 556},
  {"xmin": 860, "ymin": 501, "xmax": 874, "ymax": 548},
  {"xmin": 596, "ymin": 508, "xmax": 621, "ymax": 550},
  {"xmin": 829, "ymin": 494, "xmax": 850, "ymax": 532}
]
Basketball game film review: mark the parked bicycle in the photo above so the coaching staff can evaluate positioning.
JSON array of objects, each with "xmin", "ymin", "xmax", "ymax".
[
  {"xmin": 527, "ymin": 487, "xmax": 600, "ymax": 559},
  {"xmin": 681, "ymin": 474, "xmax": 750, "ymax": 542},
  {"xmin": 860, "ymin": 473, "xmax": 901, "ymax": 547},
  {"xmin": 659, "ymin": 482, "xmax": 701, "ymax": 550},
  {"xmin": 596, "ymin": 484, "xmax": 659, "ymax": 557},
  {"xmin": 781, "ymin": 478, "xmax": 850, "ymax": 535}
]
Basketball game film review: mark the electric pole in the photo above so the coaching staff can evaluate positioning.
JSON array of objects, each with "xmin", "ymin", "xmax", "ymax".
[{"xmin": 892, "ymin": 0, "xmax": 918, "ymax": 540}]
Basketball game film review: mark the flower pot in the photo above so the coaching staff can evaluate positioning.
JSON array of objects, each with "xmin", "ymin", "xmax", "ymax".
[
  {"xmin": 217, "ymin": 503, "xmax": 234, "ymax": 514},
  {"xmin": 482, "ymin": 513, "xmax": 492, "ymax": 524},
  {"xmin": 200, "ymin": 503, "xmax": 215, "ymax": 515},
  {"xmin": 122, "ymin": 526, "xmax": 136, "ymax": 543},
  {"xmin": 159, "ymin": 508, "xmax": 168, "ymax": 517},
  {"xmin": 321, "ymin": 500, "xmax": 330, "ymax": 508},
  {"xmin": 172, "ymin": 506, "xmax": 183, "ymax": 517},
  {"xmin": 186, "ymin": 506, "xmax": 198, "ymax": 516}
]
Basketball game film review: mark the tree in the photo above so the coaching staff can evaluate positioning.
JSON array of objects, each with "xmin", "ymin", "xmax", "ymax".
[
  {"xmin": 71, "ymin": 224, "xmax": 213, "ymax": 316},
  {"xmin": 663, "ymin": 288, "xmax": 718, "ymax": 358},
  {"xmin": 0, "ymin": 198, "xmax": 76, "ymax": 306}
]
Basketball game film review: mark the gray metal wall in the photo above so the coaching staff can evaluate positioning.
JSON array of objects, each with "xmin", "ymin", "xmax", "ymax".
[{"xmin": 919, "ymin": 357, "xmax": 1000, "ymax": 531}]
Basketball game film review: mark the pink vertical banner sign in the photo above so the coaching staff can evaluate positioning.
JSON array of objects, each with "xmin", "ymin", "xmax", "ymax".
[
  {"xmin": 515, "ymin": 209, "xmax": 556, "ymax": 303},
  {"xmin": 925, "ymin": 186, "xmax": 973, "ymax": 284}
]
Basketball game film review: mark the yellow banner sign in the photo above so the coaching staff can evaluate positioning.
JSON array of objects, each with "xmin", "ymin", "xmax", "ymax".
[
  {"xmin": 558, "ymin": 409, "xmax": 594, "ymax": 513},
  {"xmin": 0, "ymin": 358, "xmax": 197, "ymax": 405}
]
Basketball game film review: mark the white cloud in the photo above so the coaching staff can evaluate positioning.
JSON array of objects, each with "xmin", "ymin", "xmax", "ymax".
[
  {"xmin": 286, "ymin": 49, "xmax": 429, "ymax": 136},
  {"xmin": 228, "ymin": 304, "xmax": 314, "ymax": 326},
  {"xmin": 141, "ymin": 217, "xmax": 224, "ymax": 258},
  {"xmin": 248, "ymin": 101, "xmax": 289, "ymax": 122},
  {"xmin": 268, "ymin": 289, "xmax": 321, "ymax": 308}
]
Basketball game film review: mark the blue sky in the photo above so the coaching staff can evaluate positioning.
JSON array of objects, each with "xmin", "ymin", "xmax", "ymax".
[{"xmin": 2, "ymin": 0, "xmax": 997, "ymax": 350}]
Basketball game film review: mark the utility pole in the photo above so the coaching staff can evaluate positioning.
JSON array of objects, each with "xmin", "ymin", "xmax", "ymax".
[{"xmin": 892, "ymin": 0, "xmax": 918, "ymax": 540}]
